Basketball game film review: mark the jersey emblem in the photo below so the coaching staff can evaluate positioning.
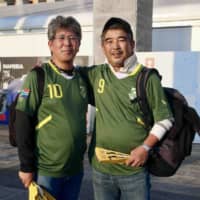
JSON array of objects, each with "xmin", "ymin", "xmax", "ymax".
[
  {"xmin": 128, "ymin": 87, "xmax": 136, "ymax": 101},
  {"xmin": 80, "ymin": 85, "xmax": 87, "ymax": 99},
  {"xmin": 19, "ymin": 88, "xmax": 30, "ymax": 98}
]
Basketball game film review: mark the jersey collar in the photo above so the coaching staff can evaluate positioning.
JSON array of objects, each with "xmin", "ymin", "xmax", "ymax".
[{"xmin": 48, "ymin": 60, "xmax": 75, "ymax": 79}]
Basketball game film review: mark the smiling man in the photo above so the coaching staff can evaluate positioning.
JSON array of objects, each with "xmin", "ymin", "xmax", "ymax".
[
  {"xmin": 15, "ymin": 16, "xmax": 89, "ymax": 200},
  {"xmin": 80, "ymin": 17, "xmax": 174, "ymax": 200},
  {"xmin": 102, "ymin": 28, "xmax": 134, "ymax": 71}
]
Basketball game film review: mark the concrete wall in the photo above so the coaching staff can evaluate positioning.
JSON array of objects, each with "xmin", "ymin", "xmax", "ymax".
[{"xmin": 93, "ymin": 0, "xmax": 153, "ymax": 64}]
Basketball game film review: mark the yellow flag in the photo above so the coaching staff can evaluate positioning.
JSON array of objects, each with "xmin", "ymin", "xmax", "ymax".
[{"xmin": 29, "ymin": 181, "xmax": 56, "ymax": 200}]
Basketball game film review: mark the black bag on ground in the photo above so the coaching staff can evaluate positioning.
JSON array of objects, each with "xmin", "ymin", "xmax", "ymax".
[
  {"xmin": 136, "ymin": 67, "xmax": 200, "ymax": 177},
  {"xmin": 8, "ymin": 67, "xmax": 45, "ymax": 147}
]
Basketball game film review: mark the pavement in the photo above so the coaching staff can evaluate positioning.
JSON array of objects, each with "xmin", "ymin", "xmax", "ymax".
[{"xmin": 0, "ymin": 125, "xmax": 200, "ymax": 200}]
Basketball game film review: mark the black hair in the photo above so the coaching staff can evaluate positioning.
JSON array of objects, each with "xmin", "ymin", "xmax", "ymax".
[{"xmin": 101, "ymin": 17, "xmax": 134, "ymax": 41}]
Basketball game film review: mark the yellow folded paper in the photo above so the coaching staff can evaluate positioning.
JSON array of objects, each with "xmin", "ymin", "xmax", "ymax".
[
  {"xmin": 95, "ymin": 147, "xmax": 130, "ymax": 164},
  {"xmin": 29, "ymin": 181, "xmax": 56, "ymax": 200}
]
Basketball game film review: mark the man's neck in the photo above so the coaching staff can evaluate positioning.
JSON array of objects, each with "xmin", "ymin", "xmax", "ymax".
[
  {"xmin": 108, "ymin": 54, "xmax": 138, "ymax": 74},
  {"xmin": 51, "ymin": 59, "xmax": 74, "ymax": 71},
  {"xmin": 113, "ymin": 65, "xmax": 122, "ymax": 72}
]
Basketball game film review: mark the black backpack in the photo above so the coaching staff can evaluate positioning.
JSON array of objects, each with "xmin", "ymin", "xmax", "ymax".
[
  {"xmin": 135, "ymin": 67, "xmax": 200, "ymax": 177},
  {"xmin": 8, "ymin": 67, "xmax": 45, "ymax": 147}
]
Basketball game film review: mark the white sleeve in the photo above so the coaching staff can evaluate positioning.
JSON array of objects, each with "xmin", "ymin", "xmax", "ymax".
[{"xmin": 150, "ymin": 118, "xmax": 174, "ymax": 140}]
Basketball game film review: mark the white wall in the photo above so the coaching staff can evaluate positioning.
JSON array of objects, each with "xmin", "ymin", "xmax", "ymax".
[
  {"xmin": 0, "ymin": 30, "xmax": 93, "ymax": 57},
  {"xmin": 191, "ymin": 27, "xmax": 200, "ymax": 51}
]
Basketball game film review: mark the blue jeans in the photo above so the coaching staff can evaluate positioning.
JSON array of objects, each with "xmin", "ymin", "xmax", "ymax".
[
  {"xmin": 92, "ymin": 169, "xmax": 151, "ymax": 200},
  {"xmin": 35, "ymin": 172, "xmax": 83, "ymax": 200}
]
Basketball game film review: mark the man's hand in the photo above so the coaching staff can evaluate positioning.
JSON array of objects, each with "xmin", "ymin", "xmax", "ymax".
[
  {"xmin": 125, "ymin": 146, "xmax": 149, "ymax": 167},
  {"xmin": 18, "ymin": 171, "xmax": 34, "ymax": 188}
]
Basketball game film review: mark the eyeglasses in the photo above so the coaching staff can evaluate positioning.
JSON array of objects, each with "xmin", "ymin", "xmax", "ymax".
[{"xmin": 53, "ymin": 35, "xmax": 79, "ymax": 43}]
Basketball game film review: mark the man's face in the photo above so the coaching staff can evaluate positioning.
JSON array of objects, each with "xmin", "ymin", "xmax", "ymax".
[
  {"xmin": 102, "ymin": 29, "xmax": 135, "ymax": 69},
  {"xmin": 48, "ymin": 28, "xmax": 80, "ymax": 64}
]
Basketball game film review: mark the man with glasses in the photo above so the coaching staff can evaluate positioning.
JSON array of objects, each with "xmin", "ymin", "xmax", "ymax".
[{"xmin": 16, "ymin": 16, "xmax": 89, "ymax": 200}]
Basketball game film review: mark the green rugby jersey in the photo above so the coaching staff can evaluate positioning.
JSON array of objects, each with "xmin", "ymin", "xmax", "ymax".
[
  {"xmin": 16, "ymin": 62, "xmax": 88, "ymax": 177},
  {"xmin": 86, "ymin": 64, "xmax": 172, "ymax": 175}
]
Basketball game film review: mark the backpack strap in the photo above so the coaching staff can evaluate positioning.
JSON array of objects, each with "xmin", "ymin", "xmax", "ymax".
[
  {"xmin": 31, "ymin": 66, "xmax": 45, "ymax": 104},
  {"xmin": 136, "ymin": 67, "xmax": 161, "ymax": 127}
]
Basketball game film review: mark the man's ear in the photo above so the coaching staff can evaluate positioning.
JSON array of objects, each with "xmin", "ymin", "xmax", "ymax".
[
  {"xmin": 48, "ymin": 40, "xmax": 52, "ymax": 49},
  {"xmin": 131, "ymin": 40, "xmax": 135, "ymax": 49},
  {"xmin": 48, "ymin": 40, "xmax": 53, "ymax": 56},
  {"xmin": 77, "ymin": 41, "xmax": 81, "ymax": 52},
  {"xmin": 101, "ymin": 42, "xmax": 106, "ymax": 54}
]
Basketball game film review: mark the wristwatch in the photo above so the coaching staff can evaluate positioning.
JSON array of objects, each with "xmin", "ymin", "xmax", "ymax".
[{"xmin": 142, "ymin": 144, "xmax": 152, "ymax": 152}]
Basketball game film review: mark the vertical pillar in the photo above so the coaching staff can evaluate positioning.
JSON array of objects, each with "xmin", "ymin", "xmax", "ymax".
[
  {"xmin": 15, "ymin": 0, "xmax": 23, "ymax": 5},
  {"xmin": 0, "ymin": 0, "xmax": 7, "ymax": 6},
  {"xmin": 93, "ymin": 0, "xmax": 153, "ymax": 64},
  {"xmin": 46, "ymin": 0, "xmax": 55, "ymax": 3},
  {"xmin": 32, "ymin": 0, "xmax": 39, "ymax": 4}
]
